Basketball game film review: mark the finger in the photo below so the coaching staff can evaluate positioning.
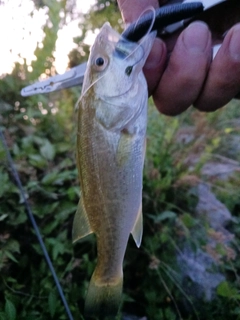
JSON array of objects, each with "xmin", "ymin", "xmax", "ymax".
[
  {"xmin": 117, "ymin": 0, "xmax": 166, "ymax": 94},
  {"xmin": 144, "ymin": 38, "xmax": 167, "ymax": 94},
  {"xmin": 117, "ymin": 0, "xmax": 159, "ymax": 25},
  {"xmin": 153, "ymin": 22, "xmax": 212, "ymax": 116},
  {"xmin": 195, "ymin": 23, "xmax": 240, "ymax": 111}
]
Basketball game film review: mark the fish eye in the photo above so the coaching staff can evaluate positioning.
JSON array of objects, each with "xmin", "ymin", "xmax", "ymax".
[
  {"xmin": 125, "ymin": 66, "xmax": 133, "ymax": 76},
  {"xmin": 92, "ymin": 55, "xmax": 108, "ymax": 71},
  {"xmin": 95, "ymin": 57, "xmax": 105, "ymax": 66}
]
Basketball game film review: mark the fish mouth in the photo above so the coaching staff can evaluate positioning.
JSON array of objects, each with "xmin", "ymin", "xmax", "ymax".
[{"xmin": 100, "ymin": 80, "xmax": 139, "ymax": 101}]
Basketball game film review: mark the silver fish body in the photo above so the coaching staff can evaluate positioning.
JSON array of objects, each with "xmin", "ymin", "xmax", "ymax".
[{"xmin": 73, "ymin": 23, "xmax": 155, "ymax": 318}]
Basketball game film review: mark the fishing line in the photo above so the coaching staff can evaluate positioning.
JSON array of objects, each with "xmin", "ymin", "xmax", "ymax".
[
  {"xmin": 78, "ymin": 70, "xmax": 109, "ymax": 103},
  {"xmin": 0, "ymin": 128, "xmax": 74, "ymax": 320},
  {"xmin": 79, "ymin": 7, "xmax": 155, "ymax": 103},
  {"xmin": 119, "ymin": 7, "xmax": 156, "ymax": 63},
  {"xmin": 122, "ymin": 2, "xmax": 203, "ymax": 42},
  {"xmin": 132, "ymin": 6, "xmax": 156, "ymax": 37},
  {"xmin": 79, "ymin": 27, "xmax": 155, "ymax": 103}
]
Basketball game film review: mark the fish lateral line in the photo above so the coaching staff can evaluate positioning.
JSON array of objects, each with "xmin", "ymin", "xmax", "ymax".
[{"xmin": 73, "ymin": 21, "xmax": 156, "ymax": 319}]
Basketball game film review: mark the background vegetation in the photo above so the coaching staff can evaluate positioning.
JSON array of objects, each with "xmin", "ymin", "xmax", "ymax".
[{"xmin": 0, "ymin": 0, "xmax": 240, "ymax": 319}]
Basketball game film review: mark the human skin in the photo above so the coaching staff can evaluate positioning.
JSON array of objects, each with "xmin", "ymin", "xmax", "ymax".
[{"xmin": 118, "ymin": 0, "xmax": 240, "ymax": 115}]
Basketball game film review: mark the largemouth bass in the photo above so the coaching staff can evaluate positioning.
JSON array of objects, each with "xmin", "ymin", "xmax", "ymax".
[{"xmin": 73, "ymin": 22, "xmax": 155, "ymax": 318}]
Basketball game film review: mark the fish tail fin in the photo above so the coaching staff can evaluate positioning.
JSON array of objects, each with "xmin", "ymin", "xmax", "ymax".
[{"xmin": 84, "ymin": 270, "xmax": 123, "ymax": 318}]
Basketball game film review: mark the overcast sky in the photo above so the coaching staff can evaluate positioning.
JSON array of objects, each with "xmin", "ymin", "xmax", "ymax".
[{"xmin": 0, "ymin": 0, "xmax": 96, "ymax": 76}]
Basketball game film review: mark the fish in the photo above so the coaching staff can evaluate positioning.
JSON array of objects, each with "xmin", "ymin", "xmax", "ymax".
[{"xmin": 72, "ymin": 22, "xmax": 155, "ymax": 318}]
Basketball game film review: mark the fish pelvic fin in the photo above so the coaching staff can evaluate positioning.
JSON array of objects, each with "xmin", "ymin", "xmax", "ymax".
[
  {"xmin": 72, "ymin": 198, "xmax": 93, "ymax": 243},
  {"xmin": 131, "ymin": 203, "xmax": 143, "ymax": 248},
  {"xmin": 84, "ymin": 271, "xmax": 123, "ymax": 319}
]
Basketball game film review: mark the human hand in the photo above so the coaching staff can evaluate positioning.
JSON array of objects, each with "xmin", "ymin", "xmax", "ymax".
[{"xmin": 118, "ymin": 0, "xmax": 240, "ymax": 115}]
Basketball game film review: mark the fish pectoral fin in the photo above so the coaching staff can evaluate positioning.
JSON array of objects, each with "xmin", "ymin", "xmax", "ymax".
[
  {"xmin": 116, "ymin": 132, "xmax": 133, "ymax": 167},
  {"xmin": 72, "ymin": 198, "xmax": 93, "ymax": 243},
  {"xmin": 131, "ymin": 203, "xmax": 143, "ymax": 248}
]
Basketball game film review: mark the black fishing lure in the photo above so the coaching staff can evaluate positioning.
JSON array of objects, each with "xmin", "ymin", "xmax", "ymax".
[{"xmin": 122, "ymin": 2, "xmax": 203, "ymax": 41}]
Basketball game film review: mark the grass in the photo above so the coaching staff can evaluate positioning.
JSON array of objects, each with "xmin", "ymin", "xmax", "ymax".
[{"xmin": 0, "ymin": 78, "xmax": 240, "ymax": 319}]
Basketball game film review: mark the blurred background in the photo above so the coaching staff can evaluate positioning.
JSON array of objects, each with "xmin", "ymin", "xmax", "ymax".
[{"xmin": 0, "ymin": 1, "xmax": 240, "ymax": 319}]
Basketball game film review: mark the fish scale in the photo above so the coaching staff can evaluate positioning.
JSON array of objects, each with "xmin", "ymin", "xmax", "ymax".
[{"xmin": 73, "ymin": 23, "xmax": 155, "ymax": 318}]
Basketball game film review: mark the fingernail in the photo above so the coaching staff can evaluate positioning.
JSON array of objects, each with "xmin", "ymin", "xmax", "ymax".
[
  {"xmin": 144, "ymin": 39, "xmax": 165, "ymax": 69},
  {"xmin": 183, "ymin": 22, "xmax": 209, "ymax": 53},
  {"xmin": 229, "ymin": 24, "xmax": 240, "ymax": 60}
]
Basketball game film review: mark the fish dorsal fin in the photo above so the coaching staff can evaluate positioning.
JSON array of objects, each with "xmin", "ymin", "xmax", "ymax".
[
  {"xmin": 72, "ymin": 198, "xmax": 93, "ymax": 243},
  {"xmin": 131, "ymin": 203, "xmax": 143, "ymax": 248}
]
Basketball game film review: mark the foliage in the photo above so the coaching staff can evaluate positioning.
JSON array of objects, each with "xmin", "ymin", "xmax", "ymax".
[{"xmin": 1, "ymin": 1, "xmax": 240, "ymax": 319}]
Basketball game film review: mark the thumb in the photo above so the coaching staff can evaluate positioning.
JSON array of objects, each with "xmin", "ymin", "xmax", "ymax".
[{"xmin": 118, "ymin": 0, "xmax": 159, "ymax": 24}]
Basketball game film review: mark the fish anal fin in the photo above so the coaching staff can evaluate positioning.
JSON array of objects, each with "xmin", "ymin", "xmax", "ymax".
[
  {"xmin": 72, "ymin": 198, "xmax": 93, "ymax": 243},
  {"xmin": 131, "ymin": 203, "xmax": 143, "ymax": 248}
]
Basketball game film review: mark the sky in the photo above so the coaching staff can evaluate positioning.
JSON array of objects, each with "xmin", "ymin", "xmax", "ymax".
[{"xmin": 0, "ymin": 0, "xmax": 96, "ymax": 76}]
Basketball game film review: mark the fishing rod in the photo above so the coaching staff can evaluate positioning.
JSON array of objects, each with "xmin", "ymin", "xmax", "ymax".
[
  {"xmin": 2, "ymin": 0, "xmax": 235, "ymax": 317},
  {"xmin": 2, "ymin": 4, "xmax": 205, "ymax": 318},
  {"xmin": 1, "ymin": 4, "xmax": 204, "ymax": 317}
]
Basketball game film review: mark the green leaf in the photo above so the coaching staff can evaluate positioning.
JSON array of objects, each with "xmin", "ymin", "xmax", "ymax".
[
  {"xmin": 155, "ymin": 211, "xmax": 177, "ymax": 222},
  {"xmin": 43, "ymin": 219, "xmax": 59, "ymax": 235},
  {"xmin": 5, "ymin": 277, "xmax": 17, "ymax": 284},
  {"xmin": 51, "ymin": 241, "xmax": 65, "ymax": 260},
  {"xmin": 0, "ymin": 171, "xmax": 9, "ymax": 197},
  {"xmin": 5, "ymin": 299, "xmax": 16, "ymax": 320},
  {"xmin": 0, "ymin": 312, "xmax": 6, "ymax": 320},
  {"xmin": 232, "ymin": 307, "xmax": 240, "ymax": 314},
  {"xmin": 48, "ymin": 291, "xmax": 57, "ymax": 318},
  {"xmin": 67, "ymin": 186, "xmax": 79, "ymax": 201},
  {"xmin": 6, "ymin": 240, "xmax": 20, "ymax": 253},
  {"xmin": 9, "ymin": 209, "xmax": 27, "ymax": 225},
  {"xmin": 12, "ymin": 143, "xmax": 20, "ymax": 156},
  {"xmin": 40, "ymin": 140, "xmax": 55, "ymax": 161},
  {"xmin": 29, "ymin": 154, "xmax": 47, "ymax": 169},
  {"xmin": 5, "ymin": 251, "xmax": 18, "ymax": 263},
  {"xmin": 217, "ymin": 281, "xmax": 238, "ymax": 298},
  {"xmin": 181, "ymin": 213, "xmax": 196, "ymax": 228},
  {"xmin": 41, "ymin": 171, "xmax": 59, "ymax": 185},
  {"xmin": 147, "ymin": 211, "xmax": 177, "ymax": 223},
  {"xmin": 0, "ymin": 213, "xmax": 8, "ymax": 221}
]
